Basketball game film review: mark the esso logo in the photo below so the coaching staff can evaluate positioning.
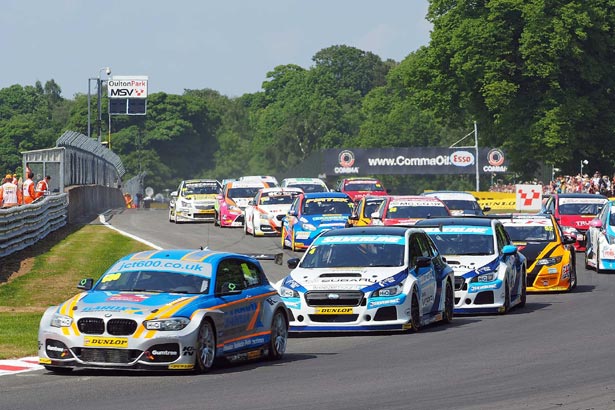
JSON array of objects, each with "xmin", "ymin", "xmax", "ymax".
[{"xmin": 450, "ymin": 151, "xmax": 474, "ymax": 167}]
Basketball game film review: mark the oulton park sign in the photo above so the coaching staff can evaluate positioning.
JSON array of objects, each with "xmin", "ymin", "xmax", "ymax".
[{"xmin": 323, "ymin": 147, "xmax": 508, "ymax": 175}]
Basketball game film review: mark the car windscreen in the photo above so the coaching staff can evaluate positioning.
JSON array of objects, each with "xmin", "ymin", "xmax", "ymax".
[
  {"xmin": 184, "ymin": 183, "xmax": 219, "ymax": 195},
  {"xmin": 441, "ymin": 199, "xmax": 482, "ymax": 212},
  {"xmin": 95, "ymin": 271, "xmax": 210, "ymax": 294},
  {"xmin": 504, "ymin": 225, "xmax": 556, "ymax": 242},
  {"xmin": 260, "ymin": 195, "xmax": 295, "ymax": 205},
  {"xmin": 228, "ymin": 187, "xmax": 262, "ymax": 198},
  {"xmin": 558, "ymin": 203, "xmax": 603, "ymax": 215},
  {"xmin": 345, "ymin": 182, "xmax": 385, "ymax": 192},
  {"xmin": 386, "ymin": 205, "xmax": 450, "ymax": 218},
  {"xmin": 303, "ymin": 198, "xmax": 353, "ymax": 215},
  {"xmin": 300, "ymin": 242, "xmax": 405, "ymax": 268},
  {"xmin": 428, "ymin": 233, "xmax": 494, "ymax": 255},
  {"xmin": 289, "ymin": 183, "xmax": 327, "ymax": 193}
]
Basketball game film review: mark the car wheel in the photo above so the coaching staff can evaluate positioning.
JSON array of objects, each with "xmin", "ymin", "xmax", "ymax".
[
  {"xmin": 501, "ymin": 281, "xmax": 511, "ymax": 314},
  {"xmin": 168, "ymin": 210, "xmax": 173, "ymax": 223},
  {"xmin": 281, "ymin": 227, "xmax": 288, "ymax": 249},
  {"xmin": 568, "ymin": 262, "xmax": 577, "ymax": 291},
  {"xmin": 518, "ymin": 272, "xmax": 527, "ymax": 308},
  {"xmin": 596, "ymin": 244, "xmax": 605, "ymax": 274},
  {"xmin": 243, "ymin": 219, "xmax": 249, "ymax": 235},
  {"xmin": 268, "ymin": 309, "xmax": 288, "ymax": 360},
  {"xmin": 410, "ymin": 291, "xmax": 421, "ymax": 332},
  {"xmin": 44, "ymin": 365, "xmax": 73, "ymax": 374},
  {"xmin": 214, "ymin": 212, "xmax": 219, "ymax": 227},
  {"xmin": 195, "ymin": 320, "xmax": 216, "ymax": 373},
  {"xmin": 442, "ymin": 280, "xmax": 454, "ymax": 324}
]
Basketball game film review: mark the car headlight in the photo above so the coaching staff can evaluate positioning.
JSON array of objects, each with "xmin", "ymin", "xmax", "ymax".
[
  {"xmin": 180, "ymin": 200, "xmax": 190, "ymax": 208},
  {"xmin": 279, "ymin": 286, "xmax": 299, "ymax": 298},
  {"xmin": 372, "ymin": 284, "xmax": 402, "ymax": 297},
  {"xmin": 50, "ymin": 314, "xmax": 73, "ymax": 328},
  {"xmin": 536, "ymin": 256, "xmax": 562, "ymax": 266},
  {"xmin": 259, "ymin": 213, "xmax": 270, "ymax": 221},
  {"xmin": 229, "ymin": 205, "xmax": 242, "ymax": 213},
  {"xmin": 474, "ymin": 271, "xmax": 498, "ymax": 282},
  {"xmin": 562, "ymin": 226, "xmax": 580, "ymax": 237},
  {"xmin": 301, "ymin": 223, "xmax": 317, "ymax": 231},
  {"xmin": 143, "ymin": 317, "xmax": 190, "ymax": 331},
  {"xmin": 608, "ymin": 236, "xmax": 615, "ymax": 245}
]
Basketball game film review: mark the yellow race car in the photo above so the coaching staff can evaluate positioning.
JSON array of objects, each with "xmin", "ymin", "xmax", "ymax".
[
  {"xmin": 345, "ymin": 195, "xmax": 387, "ymax": 227},
  {"xmin": 497, "ymin": 214, "xmax": 577, "ymax": 292}
]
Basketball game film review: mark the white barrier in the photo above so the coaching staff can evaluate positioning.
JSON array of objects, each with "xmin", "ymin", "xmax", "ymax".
[{"xmin": 0, "ymin": 194, "xmax": 68, "ymax": 258}]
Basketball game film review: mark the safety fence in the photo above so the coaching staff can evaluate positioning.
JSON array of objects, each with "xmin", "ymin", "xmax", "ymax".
[{"xmin": 0, "ymin": 194, "xmax": 68, "ymax": 258}]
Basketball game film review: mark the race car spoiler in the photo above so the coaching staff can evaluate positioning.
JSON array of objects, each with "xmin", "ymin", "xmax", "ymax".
[{"xmin": 241, "ymin": 253, "xmax": 284, "ymax": 265}]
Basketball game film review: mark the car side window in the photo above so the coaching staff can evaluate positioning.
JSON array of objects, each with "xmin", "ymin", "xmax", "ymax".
[
  {"xmin": 408, "ymin": 234, "xmax": 429, "ymax": 266},
  {"xmin": 495, "ymin": 223, "xmax": 509, "ymax": 251},
  {"xmin": 241, "ymin": 260, "xmax": 264, "ymax": 287},
  {"xmin": 215, "ymin": 259, "xmax": 247, "ymax": 293}
]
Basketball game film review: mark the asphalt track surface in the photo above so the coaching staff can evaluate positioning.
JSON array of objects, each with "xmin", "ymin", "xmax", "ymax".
[{"xmin": 2, "ymin": 208, "xmax": 615, "ymax": 410}]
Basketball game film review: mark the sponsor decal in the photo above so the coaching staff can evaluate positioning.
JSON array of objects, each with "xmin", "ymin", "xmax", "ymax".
[
  {"xmin": 183, "ymin": 346, "xmax": 195, "ymax": 356},
  {"xmin": 83, "ymin": 337, "xmax": 128, "ymax": 348},
  {"xmin": 468, "ymin": 281, "xmax": 501, "ymax": 293},
  {"xmin": 107, "ymin": 294, "xmax": 149, "ymax": 302},
  {"xmin": 223, "ymin": 337, "xmax": 267, "ymax": 352},
  {"xmin": 336, "ymin": 150, "xmax": 359, "ymax": 174},
  {"xmin": 316, "ymin": 307, "xmax": 353, "ymax": 314},
  {"xmin": 168, "ymin": 364, "xmax": 194, "ymax": 370},
  {"xmin": 367, "ymin": 296, "xmax": 404, "ymax": 309},
  {"xmin": 318, "ymin": 235, "xmax": 405, "ymax": 245},
  {"xmin": 450, "ymin": 150, "xmax": 475, "ymax": 167},
  {"xmin": 39, "ymin": 358, "xmax": 52, "ymax": 364}
]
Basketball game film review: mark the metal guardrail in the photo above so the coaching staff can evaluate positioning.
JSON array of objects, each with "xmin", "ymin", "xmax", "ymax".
[{"xmin": 0, "ymin": 194, "xmax": 68, "ymax": 258}]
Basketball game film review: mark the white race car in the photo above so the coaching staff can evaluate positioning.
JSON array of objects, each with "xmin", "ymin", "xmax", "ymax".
[
  {"xmin": 169, "ymin": 179, "xmax": 221, "ymax": 223},
  {"xmin": 276, "ymin": 226, "xmax": 455, "ymax": 332},
  {"xmin": 416, "ymin": 217, "xmax": 527, "ymax": 314},
  {"xmin": 244, "ymin": 188, "xmax": 302, "ymax": 236},
  {"xmin": 280, "ymin": 177, "xmax": 329, "ymax": 193}
]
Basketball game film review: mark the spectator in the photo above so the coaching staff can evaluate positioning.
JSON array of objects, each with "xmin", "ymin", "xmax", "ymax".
[
  {"xmin": 35, "ymin": 175, "xmax": 51, "ymax": 199},
  {"xmin": 0, "ymin": 175, "xmax": 22, "ymax": 207},
  {"xmin": 22, "ymin": 171, "xmax": 36, "ymax": 204}
]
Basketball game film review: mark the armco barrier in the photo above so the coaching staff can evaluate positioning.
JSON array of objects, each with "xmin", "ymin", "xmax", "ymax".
[
  {"xmin": 0, "ymin": 194, "xmax": 68, "ymax": 258},
  {"xmin": 0, "ymin": 186, "xmax": 126, "ymax": 259}
]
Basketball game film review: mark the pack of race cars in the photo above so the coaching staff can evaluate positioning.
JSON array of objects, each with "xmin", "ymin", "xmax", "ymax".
[{"xmin": 38, "ymin": 178, "xmax": 608, "ymax": 373}]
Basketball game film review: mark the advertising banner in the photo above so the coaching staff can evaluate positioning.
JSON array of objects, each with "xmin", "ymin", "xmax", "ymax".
[
  {"xmin": 322, "ymin": 148, "xmax": 508, "ymax": 176},
  {"xmin": 107, "ymin": 76, "xmax": 148, "ymax": 99}
]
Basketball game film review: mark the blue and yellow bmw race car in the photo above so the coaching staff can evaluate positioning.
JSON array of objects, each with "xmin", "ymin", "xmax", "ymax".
[{"xmin": 38, "ymin": 249, "xmax": 289, "ymax": 373}]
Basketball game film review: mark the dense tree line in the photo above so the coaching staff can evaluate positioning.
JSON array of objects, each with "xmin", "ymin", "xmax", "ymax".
[{"xmin": 1, "ymin": 1, "xmax": 613, "ymax": 194}]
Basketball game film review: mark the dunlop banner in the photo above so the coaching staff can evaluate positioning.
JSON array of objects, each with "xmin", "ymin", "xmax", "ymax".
[{"xmin": 469, "ymin": 191, "xmax": 517, "ymax": 211}]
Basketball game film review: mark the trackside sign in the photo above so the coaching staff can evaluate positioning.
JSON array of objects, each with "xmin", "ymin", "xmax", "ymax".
[
  {"xmin": 108, "ymin": 76, "xmax": 148, "ymax": 99},
  {"xmin": 321, "ymin": 148, "xmax": 509, "ymax": 175}
]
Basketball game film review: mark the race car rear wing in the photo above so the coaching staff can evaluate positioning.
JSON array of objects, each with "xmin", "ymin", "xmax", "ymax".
[{"xmin": 241, "ymin": 253, "xmax": 284, "ymax": 265}]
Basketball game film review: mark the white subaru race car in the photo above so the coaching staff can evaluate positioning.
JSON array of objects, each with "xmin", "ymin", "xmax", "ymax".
[
  {"xmin": 276, "ymin": 227, "xmax": 454, "ymax": 332},
  {"xmin": 416, "ymin": 217, "xmax": 527, "ymax": 314}
]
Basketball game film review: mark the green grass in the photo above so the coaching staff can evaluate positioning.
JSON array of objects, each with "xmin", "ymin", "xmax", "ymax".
[{"xmin": 0, "ymin": 225, "xmax": 152, "ymax": 359}]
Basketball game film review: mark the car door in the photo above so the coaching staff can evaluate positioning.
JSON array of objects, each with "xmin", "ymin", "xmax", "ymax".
[
  {"xmin": 409, "ymin": 233, "xmax": 437, "ymax": 314},
  {"xmin": 495, "ymin": 222, "xmax": 521, "ymax": 293},
  {"xmin": 214, "ymin": 258, "xmax": 254, "ymax": 353}
]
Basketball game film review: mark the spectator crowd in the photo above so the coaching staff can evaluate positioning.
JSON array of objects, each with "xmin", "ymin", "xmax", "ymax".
[{"xmin": 489, "ymin": 171, "xmax": 615, "ymax": 197}]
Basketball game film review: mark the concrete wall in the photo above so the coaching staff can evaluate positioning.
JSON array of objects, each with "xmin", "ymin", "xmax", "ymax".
[{"xmin": 67, "ymin": 185, "xmax": 125, "ymax": 224}]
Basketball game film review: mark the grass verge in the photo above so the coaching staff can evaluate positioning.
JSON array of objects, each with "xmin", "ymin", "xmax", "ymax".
[{"xmin": 0, "ymin": 224, "xmax": 152, "ymax": 359}]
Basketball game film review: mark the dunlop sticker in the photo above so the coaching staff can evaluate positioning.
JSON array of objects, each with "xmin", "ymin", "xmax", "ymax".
[
  {"xmin": 316, "ymin": 307, "xmax": 353, "ymax": 314},
  {"xmin": 83, "ymin": 337, "xmax": 128, "ymax": 348}
]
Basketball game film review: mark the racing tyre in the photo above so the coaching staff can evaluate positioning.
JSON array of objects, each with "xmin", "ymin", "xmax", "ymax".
[
  {"xmin": 501, "ymin": 281, "xmax": 511, "ymax": 314},
  {"xmin": 44, "ymin": 365, "xmax": 73, "ymax": 374},
  {"xmin": 281, "ymin": 227, "xmax": 288, "ymax": 249},
  {"xmin": 409, "ymin": 291, "xmax": 421, "ymax": 332},
  {"xmin": 596, "ymin": 244, "xmax": 605, "ymax": 274},
  {"xmin": 268, "ymin": 309, "xmax": 288, "ymax": 360},
  {"xmin": 243, "ymin": 220, "xmax": 249, "ymax": 235},
  {"xmin": 442, "ymin": 281, "xmax": 454, "ymax": 324},
  {"xmin": 568, "ymin": 263, "xmax": 577, "ymax": 291},
  {"xmin": 518, "ymin": 273, "xmax": 527, "ymax": 308},
  {"xmin": 195, "ymin": 320, "xmax": 216, "ymax": 373},
  {"xmin": 214, "ymin": 212, "xmax": 219, "ymax": 227}
]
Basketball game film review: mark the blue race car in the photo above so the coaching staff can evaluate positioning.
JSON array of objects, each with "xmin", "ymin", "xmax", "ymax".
[
  {"xmin": 276, "ymin": 227, "xmax": 455, "ymax": 332},
  {"xmin": 416, "ymin": 217, "xmax": 527, "ymax": 315},
  {"xmin": 38, "ymin": 249, "xmax": 289, "ymax": 373},
  {"xmin": 585, "ymin": 200, "xmax": 615, "ymax": 272},
  {"xmin": 281, "ymin": 192, "xmax": 353, "ymax": 251}
]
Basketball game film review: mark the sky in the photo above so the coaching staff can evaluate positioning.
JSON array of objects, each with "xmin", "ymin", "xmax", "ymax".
[{"xmin": 1, "ymin": 0, "xmax": 432, "ymax": 99}]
